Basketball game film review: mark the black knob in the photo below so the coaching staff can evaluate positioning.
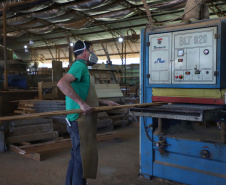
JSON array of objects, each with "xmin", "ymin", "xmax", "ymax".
[{"xmin": 200, "ymin": 150, "xmax": 210, "ymax": 159}]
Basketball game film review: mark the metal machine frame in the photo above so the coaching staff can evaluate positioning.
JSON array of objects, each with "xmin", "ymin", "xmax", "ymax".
[{"xmin": 136, "ymin": 18, "xmax": 226, "ymax": 185}]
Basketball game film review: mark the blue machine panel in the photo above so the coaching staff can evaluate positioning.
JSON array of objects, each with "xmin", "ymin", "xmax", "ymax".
[{"xmin": 139, "ymin": 18, "xmax": 226, "ymax": 185}]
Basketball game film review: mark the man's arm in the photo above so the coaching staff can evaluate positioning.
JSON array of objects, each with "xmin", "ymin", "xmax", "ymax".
[
  {"xmin": 57, "ymin": 73, "xmax": 93, "ymax": 114},
  {"xmin": 99, "ymin": 99, "xmax": 120, "ymax": 106}
]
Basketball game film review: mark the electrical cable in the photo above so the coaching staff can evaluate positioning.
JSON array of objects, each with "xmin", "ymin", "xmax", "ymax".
[{"xmin": 143, "ymin": 116, "xmax": 155, "ymax": 143}]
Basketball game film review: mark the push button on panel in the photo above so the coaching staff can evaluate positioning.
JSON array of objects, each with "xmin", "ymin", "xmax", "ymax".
[
  {"xmin": 178, "ymin": 59, "xmax": 183, "ymax": 62},
  {"xmin": 185, "ymin": 72, "xmax": 190, "ymax": 75},
  {"xmin": 175, "ymin": 76, "xmax": 178, "ymax": 79},
  {"xmin": 203, "ymin": 49, "xmax": 209, "ymax": 55},
  {"xmin": 179, "ymin": 75, "xmax": 183, "ymax": 79}
]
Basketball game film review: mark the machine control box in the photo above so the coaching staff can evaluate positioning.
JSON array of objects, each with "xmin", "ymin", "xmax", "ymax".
[{"xmin": 149, "ymin": 27, "xmax": 217, "ymax": 84}]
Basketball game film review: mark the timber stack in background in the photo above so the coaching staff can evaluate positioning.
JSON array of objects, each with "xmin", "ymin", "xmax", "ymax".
[{"xmin": 13, "ymin": 99, "xmax": 135, "ymax": 133}]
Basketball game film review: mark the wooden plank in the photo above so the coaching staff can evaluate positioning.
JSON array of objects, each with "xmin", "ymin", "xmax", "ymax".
[
  {"xmin": 12, "ymin": 99, "xmax": 65, "ymax": 103},
  {"xmin": 22, "ymin": 140, "xmax": 71, "ymax": 153},
  {"xmin": 39, "ymin": 82, "xmax": 57, "ymax": 89},
  {"xmin": 98, "ymin": 71, "xmax": 104, "ymax": 83},
  {"xmin": 97, "ymin": 119, "xmax": 112, "ymax": 128},
  {"xmin": 11, "ymin": 118, "xmax": 52, "ymax": 127},
  {"xmin": 10, "ymin": 144, "xmax": 41, "ymax": 161},
  {"xmin": 14, "ymin": 110, "xmax": 23, "ymax": 114},
  {"xmin": 9, "ymin": 123, "xmax": 53, "ymax": 136},
  {"xmin": 107, "ymin": 108, "xmax": 128, "ymax": 114},
  {"xmin": 19, "ymin": 138, "xmax": 69, "ymax": 149},
  {"xmin": 97, "ymin": 132, "xmax": 124, "ymax": 142},
  {"xmin": 113, "ymin": 120, "xmax": 128, "ymax": 127},
  {"xmin": 38, "ymin": 82, "xmax": 43, "ymax": 100},
  {"xmin": 98, "ymin": 112, "xmax": 109, "ymax": 118},
  {"xmin": 109, "ymin": 114, "xmax": 127, "ymax": 121},
  {"xmin": 52, "ymin": 61, "xmax": 63, "ymax": 82},
  {"xmin": 7, "ymin": 131, "xmax": 59, "ymax": 144},
  {"xmin": 17, "ymin": 106, "xmax": 35, "ymax": 111},
  {"xmin": 0, "ymin": 102, "xmax": 166, "ymax": 121}
]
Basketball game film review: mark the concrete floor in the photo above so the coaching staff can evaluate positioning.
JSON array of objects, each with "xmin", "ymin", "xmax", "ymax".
[{"xmin": 0, "ymin": 124, "xmax": 178, "ymax": 185}]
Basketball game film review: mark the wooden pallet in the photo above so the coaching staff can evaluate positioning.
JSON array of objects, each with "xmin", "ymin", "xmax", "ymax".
[{"xmin": 10, "ymin": 131, "xmax": 125, "ymax": 161}]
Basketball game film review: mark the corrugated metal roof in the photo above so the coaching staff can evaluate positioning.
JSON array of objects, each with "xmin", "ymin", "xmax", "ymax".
[{"xmin": 0, "ymin": 0, "xmax": 225, "ymax": 62}]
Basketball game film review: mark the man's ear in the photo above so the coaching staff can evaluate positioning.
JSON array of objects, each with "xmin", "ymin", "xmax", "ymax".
[{"xmin": 81, "ymin": 50, "xmax": 87, "ymax": 56}]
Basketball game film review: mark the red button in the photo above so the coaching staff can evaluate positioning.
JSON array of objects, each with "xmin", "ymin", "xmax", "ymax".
[
  {"xmin": 179, "ymin": 75, "xmax": 183, "ymax": 79},
  {"xmin": 175, "ymin": 76, "xmax": 178, "ymax": 79}
]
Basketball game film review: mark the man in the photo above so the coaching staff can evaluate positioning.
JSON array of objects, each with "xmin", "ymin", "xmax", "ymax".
[{"xmin": 57, "ymin": 40, "xmax": 119, "ymax": 185}]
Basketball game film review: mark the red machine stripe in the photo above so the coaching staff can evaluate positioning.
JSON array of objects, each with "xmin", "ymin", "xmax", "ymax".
[{"xmin": 152, "ymin": 96, "xmax": 225, "ymax": 105}]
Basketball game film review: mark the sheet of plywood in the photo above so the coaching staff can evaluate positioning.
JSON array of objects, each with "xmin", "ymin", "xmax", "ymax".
[{"xmin": 95, "ymin": 84, "xmax": 123, "ymax": 98}]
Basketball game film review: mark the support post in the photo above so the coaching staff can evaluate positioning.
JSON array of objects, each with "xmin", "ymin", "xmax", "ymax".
[
  {"xmin": 3, "ymin": 5, "xmax": 8, "ymax": 90},
  {"xmin": 142, "ymin": 0, "xmax": 154, "ymax": 29},
  {"xmin": 221, "ymin": 122, "xmax": 226, "ymax": 144}
]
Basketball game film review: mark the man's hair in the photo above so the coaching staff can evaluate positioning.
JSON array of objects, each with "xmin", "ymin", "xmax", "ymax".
[{"xmin": 73, "ymin": 40, "xmax": 92, "ymax": 58}]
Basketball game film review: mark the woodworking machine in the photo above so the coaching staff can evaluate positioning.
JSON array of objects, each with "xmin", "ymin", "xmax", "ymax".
[{"xmin": 131, "ymin": 18, "xmax": 226, "ymax": 185}]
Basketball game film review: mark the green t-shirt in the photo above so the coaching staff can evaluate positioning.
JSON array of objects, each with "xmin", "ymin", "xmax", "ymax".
[{"xmin": 66, "ymin": 59, "xmax": 90, "ymax": 121}]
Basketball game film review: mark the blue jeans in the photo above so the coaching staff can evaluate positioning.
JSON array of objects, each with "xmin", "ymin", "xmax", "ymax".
[{"xmin": 65, "ymin": 121, "xmax": 86, "ymax": 185}]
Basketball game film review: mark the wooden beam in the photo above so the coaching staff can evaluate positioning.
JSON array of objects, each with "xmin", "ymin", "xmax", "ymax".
[
  {"xmin": 9, "ymin": 123, "xmax": 53, "ymax": 136},
  {"xmin": 0, "ymin": 102, "xmax": 166, "ymax": 121},
  {"xmin": 97, "ymin": 132, "xmax": 124, "ymax": 142},
  {"xmin": 7, "ymin": 131, "xmax": 59, "ymax": 144},
  {"xmin": 10, "ymin": 144, "xmax": 41, "ymax": 161}
]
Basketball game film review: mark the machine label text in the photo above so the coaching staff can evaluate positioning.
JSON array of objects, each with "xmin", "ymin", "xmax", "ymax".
[{"xmin": 179, "ymin": 34, "xmax": 208, "ymax": 46}]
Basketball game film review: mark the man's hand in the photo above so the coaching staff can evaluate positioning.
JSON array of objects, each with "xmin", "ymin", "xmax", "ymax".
[
  {"xmin": 80, "ymin": 102, "xmax": 93, "ymax": 114},
  {"xmin": 99, "ymin": 99, "xmax": 120, "ymax": 106}
]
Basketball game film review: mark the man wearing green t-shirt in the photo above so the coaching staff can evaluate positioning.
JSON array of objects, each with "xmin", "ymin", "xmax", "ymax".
[{"xmin": 57, "ymin": 40, "xmax": 119, "ymax": 185}]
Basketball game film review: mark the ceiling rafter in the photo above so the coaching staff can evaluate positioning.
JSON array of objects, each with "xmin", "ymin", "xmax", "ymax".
[
  {"xmin": 101, "ymin": 41, "xmax": 111, "ymax": 62},
  {"xmin": 206, "ymin": 0, "xmax": 225, "ymax": 17},
  {"xmin": 43, "ymin": 40, "xmax": 56, "ymax": 61},
  {"xmin": 117, "ymin": 0, "xmax": 162, "ymax": 26},
  {"xmin": 71, "ymin": 8, "xmax": 125, "ymax": 60},
  {"xmin": 12, "ymin": 22, "xmax": 145, "ymax": 47},
  {"xmin": 42, "ymin": 51, "xmax": 140, "ymax": 61}
]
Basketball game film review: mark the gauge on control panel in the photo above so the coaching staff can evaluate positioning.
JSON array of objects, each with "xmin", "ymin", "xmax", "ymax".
[
  {"xmin": 178, "ymin": 49, "xmax": 184, "ymax": 57},
  {"xmin": 203, "ymin": 49, "xmax": 209, "ymax": 55}
]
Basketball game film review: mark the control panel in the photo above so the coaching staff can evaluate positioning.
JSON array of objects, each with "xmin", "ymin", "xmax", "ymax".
[
  {"xmin": 149, "ymin": 27, "xmax": 217, "ymax": 85},
  {"xmin": 149, "ymin": 33, "xmax": 171, "ymax": 84}
]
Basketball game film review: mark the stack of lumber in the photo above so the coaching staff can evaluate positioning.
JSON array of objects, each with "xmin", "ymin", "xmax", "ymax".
[
  {"xmin": 107, "ymin": 108, "xmax": 129, "ymax": 128},
  {"xmin": 14, "ymin": 100, "xmax": 68, "ymax": 136},
  {"xmin": 7, "ymin": 118, "xmax": 59, "ymax": 144},
  {"xmin": 14, "ymin": 99, "xmax": 66, "ymax": 114},
  {"xmin": 10, "ymin": 131, "xmax": 125, "ymax": 161},
  {"xmin": 97, "ymin": 112, "xmax": 113, "ymax": 130},
  {"xmin": 14, "ymin": 99, "xmax": 132, "ymax": 131}
]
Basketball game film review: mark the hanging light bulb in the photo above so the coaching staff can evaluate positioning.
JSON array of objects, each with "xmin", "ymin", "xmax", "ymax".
[
  {"xmin": 29, "ymin": 40, "xmax": 34, "ymax": 45},
  {"xmin": 24, "ymin": 45, "xmax": 28, "ymax": 49},
  {"xmin": 70, "ymin": 42, "xmax": 74, "ymax": 47},
  {"xmin": 118, "ymin": 37, "xmax": 123, "ymax": 42}
]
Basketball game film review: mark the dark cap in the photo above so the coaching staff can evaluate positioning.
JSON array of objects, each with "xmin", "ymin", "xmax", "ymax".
[
  {"xmin": 73, "ymin": 40, "xmax": 92, "ymax": 57},
  {"xmin": 73, "ymin": 40, "xmax": 86, "ymax": 53}
]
